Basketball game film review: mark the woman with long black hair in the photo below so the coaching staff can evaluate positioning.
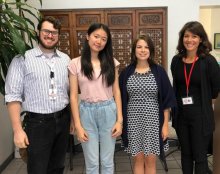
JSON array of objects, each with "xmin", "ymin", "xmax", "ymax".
[{"xmin": 68, "ymin": 23, "xmax": 123, "ymax": 174}]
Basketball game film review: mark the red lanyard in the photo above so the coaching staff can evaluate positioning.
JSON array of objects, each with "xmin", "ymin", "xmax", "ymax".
[{"xmin": 184, "ymin": 56, "xmax": 198, "ymax": 96}]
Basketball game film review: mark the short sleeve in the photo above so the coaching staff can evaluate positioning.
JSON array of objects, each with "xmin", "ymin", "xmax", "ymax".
[{"xmin": 68, "ymin": 57, "xmax": 81, "ymax": 76}]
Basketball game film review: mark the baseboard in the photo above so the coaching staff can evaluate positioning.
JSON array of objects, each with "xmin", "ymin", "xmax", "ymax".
[{"xmin": 0, "ymin": 153, "xmax": 14, "ymax": 173}]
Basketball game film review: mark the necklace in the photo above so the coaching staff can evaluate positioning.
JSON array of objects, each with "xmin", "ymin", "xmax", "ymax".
[{"xmin": 135, "ymin": 66, "xmax": 150, "ymax": 74}]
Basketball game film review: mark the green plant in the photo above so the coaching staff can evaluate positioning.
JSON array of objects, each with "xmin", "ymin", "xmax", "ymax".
[{"xmin": 0, "ymin": 0, "xmax": 42, "ymax": 95}]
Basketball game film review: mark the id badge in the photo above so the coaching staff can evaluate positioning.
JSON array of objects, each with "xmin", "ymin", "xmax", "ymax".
[
  {"xmin": 182, "ymin": 96, "xmax": 193, "ymax": 105},
  {"xmin": 49, "ymin": 78, "xmax": 57, "ymax": 100},
  {"xmin": 49, "ymin": 87, "xmax": 57, "ymax": 100}
]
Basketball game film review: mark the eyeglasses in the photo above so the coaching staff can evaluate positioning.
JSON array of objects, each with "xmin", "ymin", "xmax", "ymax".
[{"xmin": 40, "ymin": 29, "xmax": 59, "ymax": 36}]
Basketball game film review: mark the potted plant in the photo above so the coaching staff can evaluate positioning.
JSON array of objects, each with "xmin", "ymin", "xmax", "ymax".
[{"xmin": 0, "ymin": 0, "xmax": 42, "ymax": 95}]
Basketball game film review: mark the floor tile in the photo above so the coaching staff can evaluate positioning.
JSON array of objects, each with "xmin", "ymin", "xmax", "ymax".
[{"xmin": 2, "ymin": 147, "xmax": 213, "ymax": 174}]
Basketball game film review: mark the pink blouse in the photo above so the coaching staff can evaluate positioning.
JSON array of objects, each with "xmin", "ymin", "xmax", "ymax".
[{"xmin": 68, "ymin": 56, "xmax": 120, "ymax": 103}]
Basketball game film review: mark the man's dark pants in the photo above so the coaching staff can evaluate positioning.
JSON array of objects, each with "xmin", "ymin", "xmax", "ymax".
[{"xmin": 24, "ymin": 107, "xmax": 70, "ymax": 174}]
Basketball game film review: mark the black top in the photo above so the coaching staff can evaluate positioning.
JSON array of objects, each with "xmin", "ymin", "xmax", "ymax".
[
  {"xmin": 175, "ymin": 59, "xmax": 201, "ymax": 109},
  {"xmin": 171, "ymin": 54, "xmax": 220, "ymax": 135}
]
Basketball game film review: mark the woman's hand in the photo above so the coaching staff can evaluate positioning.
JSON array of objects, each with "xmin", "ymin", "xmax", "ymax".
[
  {"xmin": 161, "ymin": 123, "xmax": 169, "ymax": 141},
  {"xmin": 111, "ymin": 122, "xmax": 122, "ymax": 138},
  {"xmin": 76, "ymin": 126, "xmax": 88, "ymax": 143},
  {"xmin": 162, "ymin": 109, "xmax": 170, "ymax": 141}
]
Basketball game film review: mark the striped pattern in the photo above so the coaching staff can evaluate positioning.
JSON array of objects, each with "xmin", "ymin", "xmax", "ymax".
[{"xmin": 5, "ymin": 47, "xmax": 70, "ymax": 114}]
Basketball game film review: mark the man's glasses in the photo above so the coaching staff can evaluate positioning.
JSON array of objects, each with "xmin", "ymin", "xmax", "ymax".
[{"xmin": 40, "ymin": 29, "xmax": 59, "ymax": 36}]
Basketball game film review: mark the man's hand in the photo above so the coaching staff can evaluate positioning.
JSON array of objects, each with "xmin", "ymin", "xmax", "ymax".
[{"xmin": 14, "ymin": 128, "xmax": 29, "ymax": 148}]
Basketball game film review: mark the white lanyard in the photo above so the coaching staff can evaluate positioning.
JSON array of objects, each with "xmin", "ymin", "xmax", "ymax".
[{"xmin": 45, "ymin": 57, "xmax": 57, "ymax": 100}]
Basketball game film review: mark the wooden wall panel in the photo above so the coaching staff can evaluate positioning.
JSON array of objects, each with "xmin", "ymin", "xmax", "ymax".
[
  {"xmin": 58, "ymin": 30, "xmax": 71, "ymax": 56},
  {"xmin": 111, "ymin": 29, "xmax": 133, "ymax": 72},
  {"xmin": 41, "ymin": 8, "xmax": 167, "ymax": 70},
  {"xmin": 136, "ymin": 9, "xmax": 167, "ymax": 69},
  {"xmin": 105, "ymin": 10, "xmax": 135, "ymax": 72}
]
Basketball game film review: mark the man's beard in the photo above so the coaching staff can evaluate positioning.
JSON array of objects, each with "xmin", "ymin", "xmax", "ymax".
[{"xmin": 39, "ymin": 37, "xmax": 59, "ymax": 50}]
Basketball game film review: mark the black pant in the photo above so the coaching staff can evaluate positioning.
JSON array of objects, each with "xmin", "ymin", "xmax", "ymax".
[
  {"xmin": 24, "ymin": 107, "xmax": 70, "ymax": 174},
  {"xmin": 176, "ymin": 107, "xmax": 212, "ymax": 174}
]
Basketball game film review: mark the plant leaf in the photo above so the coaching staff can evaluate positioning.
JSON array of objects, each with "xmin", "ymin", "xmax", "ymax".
[
  {"xmin": 7, "ymin": 21, "xmax": 26, "ymax": 55},
  {"xmin": 20, "ymin": 7, "xmax": 40, "ymax": 21},
  {"xmin": 0, "ymin": 0, "xmax": 42, "ymax": 95},
  {"xmin": 0, "ymin": 45, "xmax": 16, "ymax": 67},
  {"xmin": 3, "ymin": 9, "xmax": 28, "ymax": 29}
]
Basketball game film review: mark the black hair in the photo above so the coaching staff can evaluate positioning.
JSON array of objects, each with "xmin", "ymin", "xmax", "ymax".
[
  {"xmin": 176, "ymin": 21, "xmax": 212, "ymax": 57},
  {"xmin": 131, "ymin": 34, "xmax": 156, "ymax": 66},
  {"xmin": 81, "ymin": 23, "xmax": 115, "ymax": 87}
]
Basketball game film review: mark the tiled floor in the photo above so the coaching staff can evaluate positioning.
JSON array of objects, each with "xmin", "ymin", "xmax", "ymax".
[{"xmin": 1, "ymin": 144, "xmax": 213, "ymax": 174}]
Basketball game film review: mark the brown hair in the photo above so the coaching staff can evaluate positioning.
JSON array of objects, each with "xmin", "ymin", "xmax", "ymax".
[
  {"xmin": 176, "ymin": 21, "xmax": 212, "ymax": 57},
  {"xmin": 131, "ymin": 34, "xmax": 156, "ymax": 66},
  {"xmin": 37, "ymin": 16, "xmax": 61, "ymax": 33}
]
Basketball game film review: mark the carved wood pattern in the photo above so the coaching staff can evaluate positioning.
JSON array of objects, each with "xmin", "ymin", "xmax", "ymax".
[
  {"xmin": 76, "ymin": 14, "xmax": 101, "ymax": 27},
  {"xmin": 111, "ymin": 30, "xmax": 133, "ymax": 72},
  {"xmin": 106, "ymin": 11, "xmax": 135, "ymax": 72},
  {"xmin": 42, "ymin": 14, "xmax": 70, "ymax": 28},
  {"xmin": 107, "ymin": 14, "xmax": 133, "ymax": 27},
  {"xmin": 76, "ymin": 31, "xmax": 87, "ymax": 55},
  {"xmin": 54, "ymin": 15, "xmax": 69, "ymax": 27},
  {"xmin": 57, "ymin": 31, "xmax": 71, "ymax": 55},
  {"xmin": 41, "ymin": 8, "xmax": 167, "ymax": 70},
  {"xmin": 139, "ymin": 13, "xmax": 163, "ymax": 26}
]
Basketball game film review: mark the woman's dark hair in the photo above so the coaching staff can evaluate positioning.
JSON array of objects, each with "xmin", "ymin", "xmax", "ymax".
[
  {"xmin": 176, "ymin": 21, "xmax": 212, "ymax": 57},
  {"xmin": 81, "ymin": 23, "xmax": 115, "ymax": 87},
  {"xmin": 37, "ymin": 16, "xmax": 61, "ymax": 33},
  {"xmin": 131, "ymin": 34, "xmax": 156, "ymax": 66}
]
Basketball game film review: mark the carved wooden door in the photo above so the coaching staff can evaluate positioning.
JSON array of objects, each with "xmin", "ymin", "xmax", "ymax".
[{"xmin": 41, "ymin": 8, "xmax": 167, "ymax": 71}]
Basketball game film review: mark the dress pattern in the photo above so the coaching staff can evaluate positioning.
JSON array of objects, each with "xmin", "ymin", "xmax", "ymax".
[{"xmin": 125, "ymin": 71, "xmax": 164, "ymax": 156}]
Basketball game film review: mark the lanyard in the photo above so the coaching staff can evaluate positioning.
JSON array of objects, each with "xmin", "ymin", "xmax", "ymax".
[
  {"xmin": 184, "ymin": 56, "xmax": 198, "ymax": 96},
  {"xmin": 48, "ymin": 59, "xmax": 55, "ymax": 88},
  {"xmin": 45, "ymin": 57, "xmax": 55, "ymax": 80},
  {"xmin": 44, "ymin": 57, "xmax": 57, "ymax": 100}
]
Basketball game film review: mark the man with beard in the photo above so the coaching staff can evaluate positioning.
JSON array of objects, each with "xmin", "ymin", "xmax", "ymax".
[{"xmin": 5, "ymin": 16, "xmax": 70, "ymax": 174}]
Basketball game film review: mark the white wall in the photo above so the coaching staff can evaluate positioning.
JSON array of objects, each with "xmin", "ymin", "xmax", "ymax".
[
  {"xmin": 0, "ymin": 94, "xmax": 14, "ymax": 167},
  {"xmin": 211, "ymin": 7, "xmax": 220, "ymax": 60},
  {"xmin": 200, "ymin": 6, "xmax": 220, "ymax": 61},
  {"xmin": 200, "ymin": 8, "xmax": 212, "ymax": 39}
]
